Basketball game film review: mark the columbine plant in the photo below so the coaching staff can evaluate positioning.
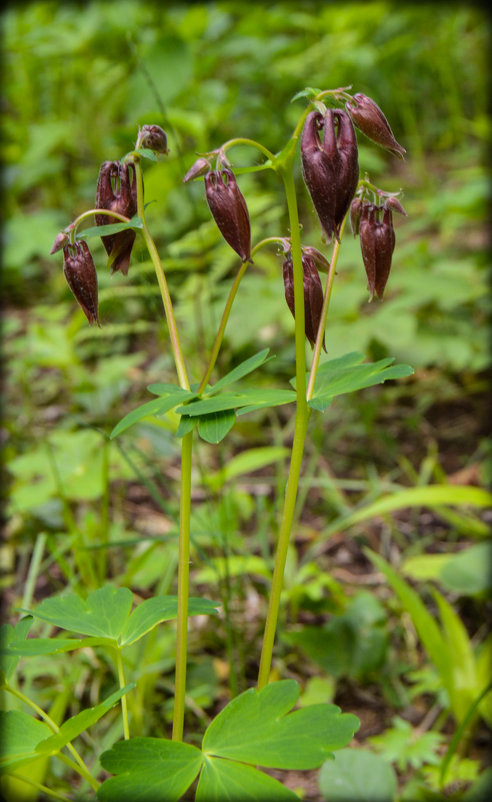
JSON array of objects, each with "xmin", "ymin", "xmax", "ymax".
[{"xmin": 2, "ymin": 91, "xmax": 412, "ymax": 801}]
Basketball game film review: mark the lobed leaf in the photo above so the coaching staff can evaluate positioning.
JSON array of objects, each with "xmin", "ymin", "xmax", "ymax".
[
  {"xmin": 319, "ymin": 748, "xmax": 397, "ymax": 802},
  {"xmin": 196, "ymin": 756, "xmax": 299, "ymax": 802},
  {"xmin": 119, "ymin": 596, "xmax": 219, "ymax": 647}
]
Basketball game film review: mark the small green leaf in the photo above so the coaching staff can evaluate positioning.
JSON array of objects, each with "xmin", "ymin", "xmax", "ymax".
[
  {"xmin": 178, "ymin": 389, "xmax": 296, "ymax": 417},
  {"xmin": 202, "ymin": 679, "xmax": 359, "ymax": 769},
  {"xmin": 440, "ymin": 543, "xmax": 492, "ymax": 594},
  {"xmin": 0, "ymin": 616, "xmax": 32, "ymax": 681},
  {"xmin": 176, "ymin": 414, "xmax": 197, "ymax": 438},
  {"xmin": 110, "ymin": 389, "xmax": 195, "ymax": 439},
  {"xmin": 210, "ymin": 349, "xmax": 272, "ymax": 393},
  {"xmin": 36, "ymin": 685, "xmax": 135, "ymax": 755},
  {"xmin": 21, "ymin": 585, "xmax": 133, "ymax": 640},
  {"xmin": 147, "ymin": 381, "xmax": 192, "ymax": 397},
  {"xmin": 235, "ymin": 388, "xmax": 296, "ymax": 415},
  {"xmin": 319, "ymin": 748, "xmax": 397, "ymax": 802},
  {"xmin": 198, "ymin": 410, "xmax": 236, "ymax": 444},
  {"xmin": 76, "ymin": 216, "xmax": 143, "ymax": 240},
  {"xmin": 291, "ymin": 86, "xmax": 322, "ymax": 103},
  {"xmin": 0, "ymin": 710, "xmax": 51, "ymax": 772},
  {"xmin": 98, "ymin": 738, "xmax": 203, "ymax": 802},
  {"xmin": 307, "ymin": 356, "xmax": 413, "ymax": 412},
  {"xmin": 119, "ymin": 596, "xmax": 219, "ymax": 647},
  {"xmin": 196, "ymin": 756, "xmax": 299, "ymax": 802},
  {"xmin": 1, "ymin": 635, "xmax": 105, "ymax": 657}
]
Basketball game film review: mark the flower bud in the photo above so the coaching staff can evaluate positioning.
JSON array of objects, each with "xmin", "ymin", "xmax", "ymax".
[
  {"xmin": 301, "ymin": 110, "xmax": 359, "ymax": 242},
  {"xmin": 349, "ymin": 197, "xmax": 363, "ymax": 236},
  {"xmin": 183, "ymin": 157, "xmax": 212, "ymax": 183},
  {"xmin": 63, "ymin": 241, "xmax": 100, "ymax": 326},
  {"xmin": 359, "ymin": 204, "xmax": 395, "ymax": 300},
  {"xmin": 50, "ymin": 231, "xmax": 70, "ymax": 255},
  {"xmin": 345, "ymin": 94, "xmax": 406, "ymax": 159},
  {"xmin": 383, "ymin": 195, "xmax": 407, "ymax": 216},
  {"xmin": 139, "ymin": 124, "xmax": 169, "ymax": 154},
  {"xmin": 95, "ymin": 161, "xmax": 137, "ymax": 275},
  {"xmin": 283, "ymin": 251, "xmax": 326, "ymax": 350},
  {"xmin": 204, "ymin": 169, "xmax": 251, "ymax": 262}
]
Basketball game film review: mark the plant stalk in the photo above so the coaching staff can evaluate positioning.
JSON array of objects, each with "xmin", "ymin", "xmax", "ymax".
[
  {"xmin": 257, "ymin": 164, "xmax": 311, "ymax": 689},
  {"xmin": 114, "ymin": 648, "xmax": 130, "ymax": 740}
]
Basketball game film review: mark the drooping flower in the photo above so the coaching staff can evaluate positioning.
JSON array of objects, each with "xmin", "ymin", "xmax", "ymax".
[
  {"xmin": 95, "ymin": 161, "xmax": 137, "ymax": 275},
  {"xmin": 138, "ymin": 124, "xmax": 169, "ymax": 154},
  {"xmin": 63, "ymin": 240, "xmax": 100, "ymax": 326},
  {"xmin": 345, "ymin": 94, "xmax": 406, "ymax": 159},
  {"xmin": 204, "ymin": 169, "xmax": 251, "ymax": 262},
  {"xmin": 359, "ymin": 204, "xmax": 395, "ymax": 300},
  {"xmin": 283, "ymin": 250, "xmax": 326, "ymax": 350}
]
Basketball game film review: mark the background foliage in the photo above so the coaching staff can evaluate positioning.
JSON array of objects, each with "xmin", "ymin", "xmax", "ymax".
[{"xmin": 2, "ymin": 1, "xmax": 491, "ymax": 800}]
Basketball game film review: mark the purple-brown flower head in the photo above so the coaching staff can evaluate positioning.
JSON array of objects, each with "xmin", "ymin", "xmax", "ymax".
[
  {"xmin": 139, "ymin": 124, "xmax": 169, "ymax": 154},
  {"xmin": 95, "ymin": 161, "xmax": 137, "ymax": 275},
  {"xmin": 50, "ymin": 230, "xmax": 70, "ymax": 255},
  {"xmin": 350, "ymin": 197, "xmax": 363, "ymax": 236},
  {"xmin": 383, "ymin": 195, "xmax": 407, "ymax": 216},
  {"xmin": 345, "ymin": 94, "xmax": 406, "ymax": 159},
  {"xmin": 183, "ymin": 157, "xmax": 212, "ymax": 183},
  {"xmin": 283, "ymin": 251, "xmax": 326, "ymax": 350},
  {"xmin": 204, "ymin": 169, "xmax": 251, "ymax": 262},
  {"xmin": 359, "ymin": 204, "xmax": 395, "ymax": 300},
  {"xmin": 301, "ymin": 109, "xmax": 359, "ymax": 242},
  {"xmin": 63, "ymin": 240, "xmax": 100, "ymax": 326}
]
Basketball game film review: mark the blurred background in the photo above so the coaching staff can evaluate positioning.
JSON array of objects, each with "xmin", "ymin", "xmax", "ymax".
[{"xmin": 2, "ymin": 1, "xmax": 491, "ymax": 799}]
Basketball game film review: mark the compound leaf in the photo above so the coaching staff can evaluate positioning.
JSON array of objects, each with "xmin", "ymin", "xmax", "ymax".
[
  {"xmin": 196, "ymin": 756, "xmax": 299, "ymax": 802},
  {"xmin": 97, "ymin": 738, "xmax": 203, "ymax": 802},
  {"xmin": 119, "ymin": 596, "xmax": 219, "ymax": 647}
]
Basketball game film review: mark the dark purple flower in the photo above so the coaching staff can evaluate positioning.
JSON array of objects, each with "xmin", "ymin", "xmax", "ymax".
[
  {"xmin": 359, "ymin": 204, "xmax": 395, "ymax": 300},
  {"xmin": 95, "ymin": 161, "xmax": 137, "ymax": 275},
  {"xmin": 204, "ymin": 169, "xmax": 251, "ymax": 262},
  {"xmin": 283, "ymin": 251, "xmax": 326, "ymax": 349},
  {"xmin": 139, "ymin": 124, "xmax": 169, "ymax": 154},
  {"xmin": 63, "ymin": 240, "xmax": 100, "ymax": 326},
  {"xmin": 345, "ymin": 94, "xmax": 406, "ymax": 158}
]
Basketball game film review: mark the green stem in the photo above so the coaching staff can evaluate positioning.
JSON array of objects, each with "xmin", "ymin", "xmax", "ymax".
[
  {"xmin": 114, "ymin": 648, "xmax": 130, "ymax": 740},
  {"xmin": 6, "ymin": 773, "xmax": 71, "ymax": 801},
  {"xmin": 4, "ymin": 683, "xmax": 99, "ymax": 792},
  {"xmin": 221, "ymin": 137, "xmax": 276, "ymax": 163},
  {"xmin": 257, "ymin": 164, "xmax": 311, "ymax": 689},
  {"xmin": 55, "ymin": 752, "xmax": 100, "ymax": 792},
  {"xmin": 306, "ymin": 215, "xmax": 347, "ymax": 400},
  {"xmin": 133, "ymin": 157, "xmax": 190, "ymax": 392},
  {"xmin": 172, "ymin": 430, "xmax": 193, "ymax": 741}
]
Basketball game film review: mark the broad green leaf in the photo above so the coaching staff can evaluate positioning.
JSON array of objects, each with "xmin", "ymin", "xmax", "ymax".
[
  {"xmin": 176, "ymin": 414, "xmax": 197, "ymax": 437},
  {"xmin": 0, "ymin": 710, "xmax": 51, "ymax": 772},
  {"xmin": 365, "ymin": 551, "xmax": 452, "ymax": 695},
  {"xmin": 76, "ymin": 215, "xmax": 143, "ymax": 240},
  {"xmin": 178, "ymin": 389, "xmax": 296, "ymax": 417},
  {"xmin": 22, "ymin": 585, "xmax": 133, "ymax": 639},
  {"xmin": 307, "ymin": 357, "xmax": 413, "ymax": 412},
  {"xmin": 110, "ymin": 390, "xmax": 195, "ymax": 439},
  {"xmin": 319, "ymin": 748, "xmax": 397, "ymax": 802},
  {"xmin": 209, "ymin": 349, "xmax": 272, "ymax": 393},
  {"xmin": 196, "ymin": 756, "xmax": 299, "ymax": 802},
  {"xmin": 0, "ymin": 616, "xmax": 32, "ymax": 681},
  {"xmin": 202, "ymin": 679, "xmax": 359, "ymax": 769},
  {"xmin": 98, "ymin": 738, "xmax": 203, "ymax": 802},
  {"xmin": 36, "ymin": 685, "xmax": 135, "ymax": 755},
  {"xmin": 440, "ymin": 543, "xmax": 492, "ymax": 594},
  {"xmin": 325, "ymin": 485, "xmax": 492, "ymax": 538},
  {"xmin": 198, "ymin": 410, "xmax": 236, "ymax": 444},
  {"xmin": 119, "ymin": 596, "xmax": 219, "ymax": 647}
]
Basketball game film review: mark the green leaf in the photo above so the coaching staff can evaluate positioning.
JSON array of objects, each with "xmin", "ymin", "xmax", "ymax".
[
  {"xmin": 21, "ymin": 585, "xmax": 133, "ymax": 640},
  {"xmin": 178, "ymin": 388, "xmax": 296, "ymax": 417},
  {"xmin": 319, "ymin": 748, "xmax": 397, "ymax": 802},
  {"xmin": 202, "ymin": 679, "xmax": 359, "ymax": 769},
  {"xmin": 440, "ymin": 543, "xmax": 492, "ymax": 594},
  {"xmin": 1, "ymin": 635, "xmax": 105, "ymax": 657},
  {"xmin": 196, "ymin": 756, "xmax": 299, "ymax": 802},
  {"xmin": 176, "ymin": 414, "xmax": 197, "ymax": 438},
  {"xmin": 0, "ymin": 710, "xmax": 51, "ymax": 772},
  {"xmin": 306, "ymin": 356, "xmax": 413, "ymax": 412},
  {"xmin": 209, "ymin": 349, "xmax": 272, "ymax": 393},
  {"xmin": 98, "ymin": 738, "xmax": 203, "ymax": 802},
  {"xmin": 119, "ymin": 596, "xmax": 219, "ymax": 647},
  {"xmin": 76, "ymin": 215, "xmax": 143, "ymax": 240},
  {"xmin": 36, "ymin": 685, "xmax": 135, "ymax": 755},
  {"xmin": 198, "ymin": 410, "xmax": 236, "ymax": 444},
  {"xmin": 110, "ymin": 389, "xmax": 195, "ymax": 439},
  {"xmin": 0, "ymin": 616, "xmax": 32, "ymax": 681},
  {"xmin": 291, "ymin": 86, "xmax": 322, "ymax": 103}
]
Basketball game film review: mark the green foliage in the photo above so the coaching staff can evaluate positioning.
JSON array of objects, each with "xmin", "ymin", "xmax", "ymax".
[
  {"xmin": 319, "ymin": 748, "xmax": 397, "ymax": 802},
  {"xmin": 369, "ymin": 716, "xmax": 444, "ymax": 772},
  {"xmin": 97, "ymin": 680, "xmax": 359, "ymax": 801}
]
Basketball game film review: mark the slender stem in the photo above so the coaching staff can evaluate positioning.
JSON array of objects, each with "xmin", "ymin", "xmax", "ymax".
[
  {"xmin": 55, "ymin": 752, "xmax": 100, "ymax": 792},
  {"xmin": 114, "ymin": 648, "xmax": 130, "ymax": 740},
  {"xmin": 4, "ymin": 683, "xmax": 95, "ymax": 785},
  {"xmin": 221, "ymin": 137, "xmax": 276, "ymax": 162},
  {"xmin": 257, "ymin": 165, "xmax": 311, "ymax": 689},
  {"xmin": 133, "ymin": 157, "xmax": 190, "ymax": 391},
  {"xmin": 306, "ymin": 215, "xmax": 347, "ymax": 400},
  {"xmin": 172, "ymin": 430, "xmax": 193, "ymax": 741},
  {"xmin": 7, "ymin": 774, "xmax": 71, "ymax": 801}
]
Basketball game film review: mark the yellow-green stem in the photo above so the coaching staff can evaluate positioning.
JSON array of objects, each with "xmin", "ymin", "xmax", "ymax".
[
  {"xmin": 7, "ymin": 773, "xmax": 71, "ymax": 802},
  {"xmin": 4, "ymin": 683, "xmax": 97, "ymax": 789},
  {"xmin": 114, "ymin": 649, "xmax": 130, "ymax": 740},
  {"xmin": 172, "ymin": 430, "xmax": 193, "ymax": 741},
  {"xmin": 257, "ymin": 164, "xmax": 311, "ymax": 689},
  {"xmin": 307, "ymin": 215, "xmax": 347, "ymax": 400}
]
